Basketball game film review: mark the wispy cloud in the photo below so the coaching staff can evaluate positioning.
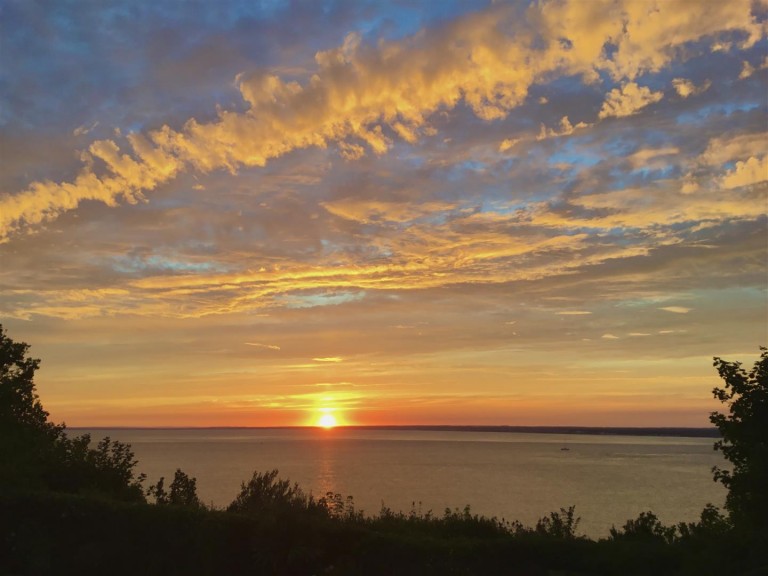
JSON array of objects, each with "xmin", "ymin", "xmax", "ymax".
[
  {"xmin": 244, "ymin": 342, "xmax": 281, "ymax": 351},
  {"xmin": 659, "ymin": 307, "xmax": 692, "ymax": 314}
]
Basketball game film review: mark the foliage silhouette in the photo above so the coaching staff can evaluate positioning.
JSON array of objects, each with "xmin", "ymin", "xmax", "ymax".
[
  {"xmin": 710, "ymin": 347, "xmax": 768, "ymax": 531},
  {"xmin": 609, "ymin": 511, "xmax": 677, "ymax": 544},
  {"xmin": 147, "ymin": 468, "xmax": 203, "ymax": 508},
  {"xmin": 0, "ymin": 324, "xmax": 145, "ymax": 501},
  {"xmin": 675, "ymin": 504, "xmax": 731, "ymax": 541},
  {"xmin": 47, "ymin": 433, "xmax": 146, "ymax": 501},
  {"xmin": 534, "ymin": 505, "xmax": 581, "ymax": 539},
  {"xmin": 227, "ymin": 468, "xmax": 326, "ymax": 516},
  {"xmin": 0, "ymin": 325, "xmax": 59, "ymax": 436},
  {"xmin": 0, "ymin": 325, "xmax": 62, "ymax": 490},
  {"xmin": 321, "ymin": 491, "xmax": 363, "ymax": 520}
]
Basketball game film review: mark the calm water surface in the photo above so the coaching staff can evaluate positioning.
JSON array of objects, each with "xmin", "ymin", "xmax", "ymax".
[{"xmin": 76, "ymin": 428, "xmax": 726, "ymax": 537}]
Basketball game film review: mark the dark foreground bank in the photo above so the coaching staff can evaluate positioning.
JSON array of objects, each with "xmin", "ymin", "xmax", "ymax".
[{"xmin": 1, "ymin": 486, "xmax": 765, "ymax": 576}]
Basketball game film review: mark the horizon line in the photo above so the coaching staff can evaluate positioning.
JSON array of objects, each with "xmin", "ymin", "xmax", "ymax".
[{"xmin": 67, "ymin": 424, "xmax": 720, "ymax": 438}]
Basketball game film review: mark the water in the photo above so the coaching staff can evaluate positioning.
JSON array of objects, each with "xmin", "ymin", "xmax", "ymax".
[{"xmin": 75, "ymin": 428, "xmax": 726, "ymax": 537}]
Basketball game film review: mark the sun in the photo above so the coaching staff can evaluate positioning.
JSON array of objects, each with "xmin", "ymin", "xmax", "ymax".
[{"xmin": 318, "ymin": 413, "xmax": 338, "ymax": 428}]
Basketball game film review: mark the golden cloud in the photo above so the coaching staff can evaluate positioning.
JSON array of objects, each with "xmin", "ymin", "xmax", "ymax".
[
  {"xmin": 719, "ymin": 156, "xmax": 768, "ymax": 190},
  {"xmin": 598, "ymin": 82, "xmax": 663, "ymax": 119},
  {"xmin": 672, "ymin": 78, "xmax": 711, "ymax": 98}
]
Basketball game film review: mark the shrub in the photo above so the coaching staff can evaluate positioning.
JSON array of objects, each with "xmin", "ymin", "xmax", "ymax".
[
  {"xmin": 227, "ymin": 469, "xmax": 324, "ymax": 516},
  {"xmin": 609, "ymin": 511, "xmax": 677, "ymax": 544},
  {"xmin": 534, "ymin": 505, "xmax": 581, "ymax": 539},
  {"xmin": 148, "ymin": 469, "xmax": 203, "ymax": 508}
]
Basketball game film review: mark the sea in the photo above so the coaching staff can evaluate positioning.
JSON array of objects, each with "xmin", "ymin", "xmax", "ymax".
[{"xmin": 74, "ymin": 427, "xmax": 726, "ymax": 538}]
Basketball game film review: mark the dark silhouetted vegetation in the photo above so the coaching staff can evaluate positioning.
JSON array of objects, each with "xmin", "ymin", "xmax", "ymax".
[
  {"xmin": 1, "ymin": 324, "xmax": 767, "ymax": 575},
  {"xmin": 228, "ymin": 468, "xmax": 326, "ymax": 516},
  {"xmin": 0, "ymin": 325, "xmax": 145, "ymax": 502},
  {"xmin": 710, "ymin": 347, "xmax": 768, "ymax": 533},
  {"xmin": 147, "ymin": 468, "xmax": 204, "ymax": 508}
]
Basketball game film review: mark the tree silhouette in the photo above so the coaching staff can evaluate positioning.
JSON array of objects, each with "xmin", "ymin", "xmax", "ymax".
[
  {"xmin": 228, "ymin": 469, "xmax": 316, "ymax": 514},
  {"xmin": 710, "ymin": 347, "xmax": 768, "ymax": 531},
  {"xmin": 147, "ymin": 468, "xmax": 203, "ymax": 508},
  {"xmin": 0, "ymin": 325, "xmax": 52, "ymax": 433},
  {"xmin": 0, "ymin": 325, "xmax": 63, "ymax": 489},
  {"xmin": 0, "ymin": 324, "xmax": 144, "ymax": 501}
]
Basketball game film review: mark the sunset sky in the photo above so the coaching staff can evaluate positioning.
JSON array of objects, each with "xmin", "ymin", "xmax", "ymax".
[{"xmin": 1, "ymin": 0, "xmax": 766, "ymax": 428}]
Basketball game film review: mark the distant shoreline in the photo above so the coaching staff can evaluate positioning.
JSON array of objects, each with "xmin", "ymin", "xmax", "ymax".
[{"xmin": 69, "ymin": 425, "xmax": 720, "ymax": 438}]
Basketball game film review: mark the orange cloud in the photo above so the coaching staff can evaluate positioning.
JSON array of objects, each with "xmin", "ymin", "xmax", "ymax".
[
  {"xmin": 321, "ymin": 199, "xmax": 457, "ymax": 224},
  {"xmin": 719, "ymin": 156, "xmax": 768, "ymax": 190},
  {"xmin": 672, "ymin": 78, "xmax": 711, "ymax": 98},
  {"xmin": 598, "ymin": 82, "xmax": 663, "ymax": 119},
  {"xmin": 537, "ymin": 116, "xmax": 589, "ymax": 140}
]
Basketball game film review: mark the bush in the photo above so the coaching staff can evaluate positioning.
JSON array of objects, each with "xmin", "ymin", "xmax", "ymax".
[
  {"xmin": 227, "ymin": 469, "xmax": 324, "ymax": 516},
  {"xmin": 47, "ymin": 433, "xmax": 146, "ymax": 502},
  {"xmin": 534, "ymin": 505, "xmax": 581, "ymax": 539},
  {"xmin": 609, "ymin": 511, "xmax": 677, "ymax": 544},
  {"xmin": 147, "ymin": 469, "xmax": 203, "ymax": 508}
]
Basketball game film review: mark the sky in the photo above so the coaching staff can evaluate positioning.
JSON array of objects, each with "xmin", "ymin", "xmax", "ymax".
[{"xmin": 1, "ymin": 0, "xmax": 766, "ymax": 428}]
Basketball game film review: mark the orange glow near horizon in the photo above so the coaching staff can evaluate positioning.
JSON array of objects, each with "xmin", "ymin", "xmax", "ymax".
[{"xmin": 35, "ymin": 369, "xmax": 727, "ymax": 429}]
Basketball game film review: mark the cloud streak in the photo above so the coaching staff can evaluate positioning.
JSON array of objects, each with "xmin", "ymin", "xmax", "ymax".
[{"xmin": 245, "ymin": 342, "xmax": 281, "ymax": 351}]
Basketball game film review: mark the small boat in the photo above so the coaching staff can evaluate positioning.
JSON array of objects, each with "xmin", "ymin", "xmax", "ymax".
[{"xmin": 560, "ymin": 447, "xmax": 570, "ymax": 451}]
